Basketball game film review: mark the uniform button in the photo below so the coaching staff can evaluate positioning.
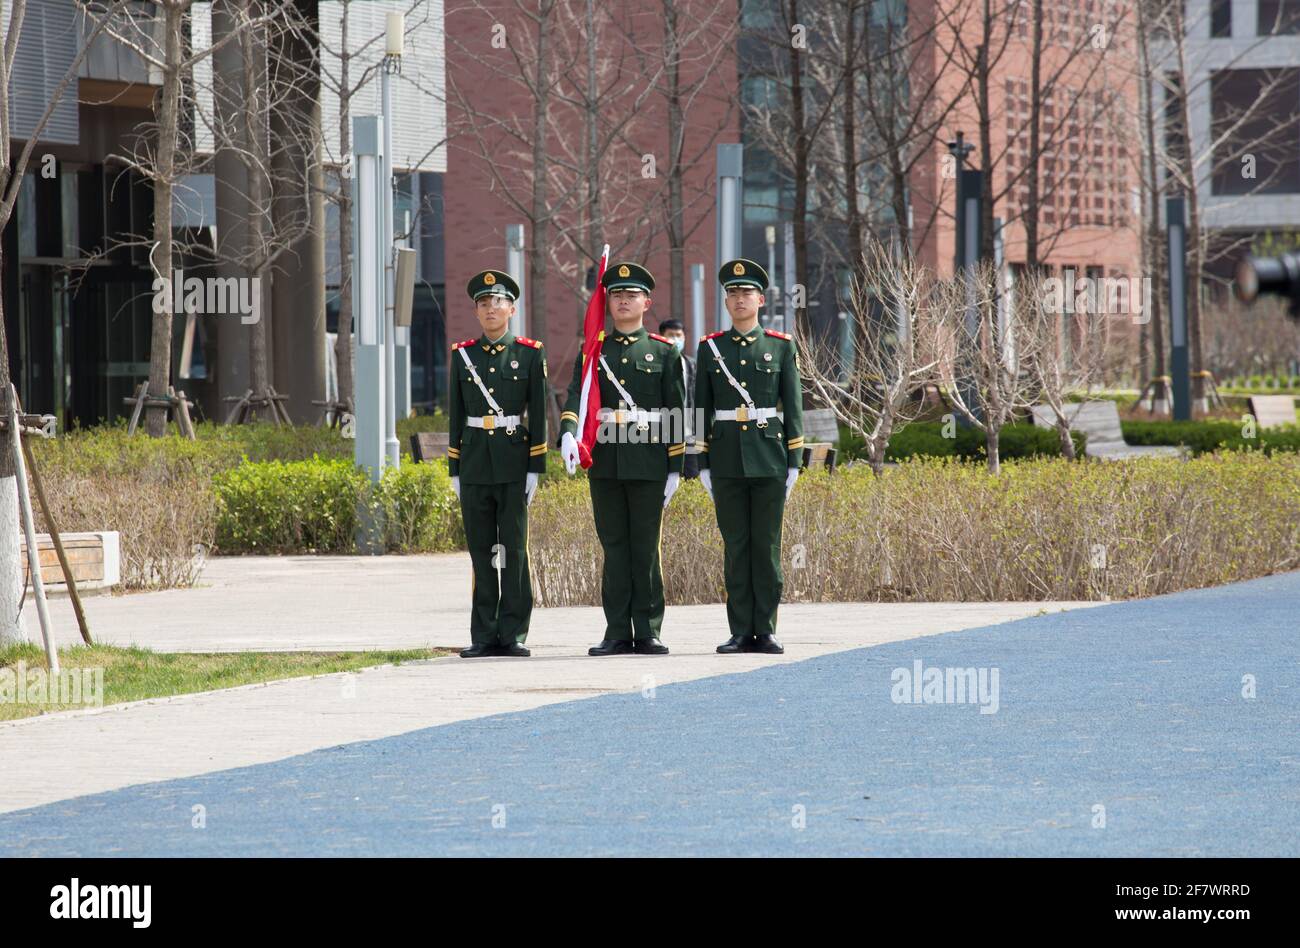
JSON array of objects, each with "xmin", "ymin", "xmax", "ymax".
[
  {"xmin": 741, "ymin": 424, "xmax": 748, "ymax": 431},
  {"xmin": 622, "ymin": 357, "xmax": 628, "ymax": 363},
  {"xmin": 740, "ymin": 359, "xmax": 746, "ymax": 365},
  {"xmin": 741, "ymin": 381, "xmax": 748, "ymax": 387},
  {"xmin": 489, "ymin": 367, "xmax": 495, "ymax": 372},
  {"xmin": 620, "ymin": 378, "xmax": 626, "ymax": 384},
  {"xmin": 488, "ymin": 430, "xmax": 495, "ymax": 436},
  {"xmin": 488, "ymin": 387, "xmax": 494, "ymax": 393}
]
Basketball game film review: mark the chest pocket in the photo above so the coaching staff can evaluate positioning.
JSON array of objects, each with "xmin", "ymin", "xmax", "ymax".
[
  {"xmin": 751, "ymin": 359, "xmax": 780, "ymax": 400},
  {"xmin": 630, "ymin": 358, "xmax": 663, "ymax": 400}
]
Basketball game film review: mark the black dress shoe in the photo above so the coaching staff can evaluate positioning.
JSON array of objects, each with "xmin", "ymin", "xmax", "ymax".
[
  {"xmin": 588, "ymin": 639, "xmax": 635, "ymax": 656},
  {"xmin": 752, "ymin": 634, "xmax": 784, "ymax": 654},
  {"xmin": 459, "ymin": 643, "xmax": 498, "ymax": 658},
  {"xmin": 498, "ymin": 643, "xmax": 531, "ymax": 657},
  {"xmin": 633, "ymin": 637, "xmax": 669, "ymax": 655},
  {"xmin": 716, "ymin": 635, "xmax": 754, "ymax": 654}
]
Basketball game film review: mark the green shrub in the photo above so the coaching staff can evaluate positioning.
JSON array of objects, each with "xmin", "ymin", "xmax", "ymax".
[
  {"xmin": 1122, "ymin": 419, "xmax": 1300, "ymax": 454},
  {"xmin": 214, "ymin": 455, "xmax": 460, "ymax": 554},
  {"xmin": 838, "ymin": 422, "xmax": 1084, "ymax": 463},
  {"xmin": 214, "ymin": 457, "xmax": 366, "ymax": 553},
  {"xmin": 372, "ymin": 459, "xmax": 460, "ymax": 552}
]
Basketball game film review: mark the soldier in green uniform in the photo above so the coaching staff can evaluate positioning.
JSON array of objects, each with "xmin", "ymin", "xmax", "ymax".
[
  {"xmin": 695, "ymin": 259, "xmax": 804, "ymax": 654},
  {"xmin": 559, "ymin": 262, "xmax": 686, "ymax": 656},
  {"xmin": 448, "ymin": 269, "xmax": 549, "ymax": 658}
]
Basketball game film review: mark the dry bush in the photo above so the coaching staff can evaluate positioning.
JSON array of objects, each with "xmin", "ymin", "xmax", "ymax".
[
  {"xmin": 527, "ymin": 453, "xmax": 1300, "ymax": 605},
  {"xmin": 31, "ymin": 462, "xmax": 216, "ymax": 590}
]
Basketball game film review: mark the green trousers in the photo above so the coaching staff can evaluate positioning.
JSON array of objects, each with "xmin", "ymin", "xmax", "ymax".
[
  {"xmin": 712, "ymin": 475, "xmax": 787, "ymax": 637},
  {"xmin": 589, "ymin": 477, "xmax": 667, "ymax": 641},
  {"xmin": 460, "ymin": 481, "xmax": 532, "ymax": 645}
]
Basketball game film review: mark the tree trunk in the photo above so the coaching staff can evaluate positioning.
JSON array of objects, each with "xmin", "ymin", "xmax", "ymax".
[
  {"xmin": 240, "ymin": 2, "xmax": 272, "ymax": 402},
  {"xmin": 527, "ymin": 2, "xmax": 554, "ymax": 346},
  {"xmin": 842, "ymin": 0, "xmax": 864, "ymax": 291},
  {"xmin": 985, "ymin": 425, "xmax": 1000, "ymax": 475},
  {"xmin": 0, "ymin": 260, "xmax": 29, "ymax": 647},
  {"xmin": 665, "ymin": 0, "xmax": 685, "ymax": 326},
  {"xmin": 146, "ymin": 4, "xmax": 184, "ymax": 437},
  {"xmin": 1056, "ymin": 417, "xmax": 1076, "ymax": 460},
  {"xmin": 1025, "ymin": 0, "xmax": 1043, "ymax": 267},
  {"xmin": 270, "ymin": 0, "xmax": 325, "ymax": 423},
  {"xmin": 335, "ymin": 3, "xmax": 354, "ymax": 408}
]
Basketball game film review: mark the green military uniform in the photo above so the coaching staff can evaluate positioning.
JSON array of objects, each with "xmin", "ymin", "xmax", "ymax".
[
  {"xmin": 696, "ymin": 259, "xmax": 804, "ymax": 647},
  {"xmin": 449, "ymin": 270, "xmax": 548, "ymax": 650},
  {"xmin": 559, "ymin": 263, "xmax": 686, "ymax": 647}
]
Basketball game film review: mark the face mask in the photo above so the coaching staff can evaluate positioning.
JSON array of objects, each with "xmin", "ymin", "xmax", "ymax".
[{"xmin": 671, "ymin": 337, "xmax": 685, "ymax": 351}]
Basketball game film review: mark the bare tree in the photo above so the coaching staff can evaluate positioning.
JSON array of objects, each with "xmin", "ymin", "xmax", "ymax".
[
  {"xmin": 799, "ymin": 240, "xmax": 944, "ymax": 474},
  {"xmin": 94, "ymin": 0, "xmax": 284, "ymax": 433},
  {"xmin": 939, "ymin": 261, "xmax": 1050, "ymax": 473},
  {"xmin": 0, "ymin": 0, "xmax": 130, "ymax": 644},
  {"xmin": 1020, "ymin": 270, "xmax": 1107, "ymax": 458},
  {"xmin": 1146, "ymin": 0, "xmax": 1300, "ymax": 411}
]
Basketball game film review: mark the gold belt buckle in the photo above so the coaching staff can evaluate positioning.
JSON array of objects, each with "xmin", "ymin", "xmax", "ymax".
[
  {"xmin": 482, "ymin": 415, "xmax": 495, "ymax": 430},
  {"xmin": 614, "ymin": 409, "xmax": 627, "ymax": 425},
  {"xmin": 735, "ymin": 405, "xmax": 749, "ymax": 422}
]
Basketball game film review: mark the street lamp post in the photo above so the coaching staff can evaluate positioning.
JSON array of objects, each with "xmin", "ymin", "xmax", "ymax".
[{"xmin": 381, "ymin": 12, "xmax": 402, "ymax": 468}]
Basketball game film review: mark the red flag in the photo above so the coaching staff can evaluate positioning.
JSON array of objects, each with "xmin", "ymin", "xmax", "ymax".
[{"xmin": 575, "ymin": 245, "xmax": 610, "ymax": 469}]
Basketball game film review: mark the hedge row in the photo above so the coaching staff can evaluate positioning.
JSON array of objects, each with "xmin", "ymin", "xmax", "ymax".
[
  {"xmin": 838, "ymin": 422, "xmax": 1086, "ymax": 463},
  {"xmin": 213, "ymin": 457, "xmax": 461, "ymax": 554},
  {"xmin": 1121, "ymin": 420, "xmax": 1300, "ymax": 455}
]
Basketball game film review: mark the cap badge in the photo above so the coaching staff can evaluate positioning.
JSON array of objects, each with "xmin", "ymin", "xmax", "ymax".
[
  {"xmin": 483, "ymin": 272, "xmax": 496, "ymax": 285},
  {"xmin": 618, "ymin": 265, "xmax": 630, "ymax": 278},
  {"xmin": 511, "ymin": 360, "xmax": 519, "ymax": 369},
  {"xmin": 732, "ymin": 262, "xmax": 745, "ymax": 275},
  {"xmin": 764, "ymin": 352, "xmax": 773, "ymax": 361}
]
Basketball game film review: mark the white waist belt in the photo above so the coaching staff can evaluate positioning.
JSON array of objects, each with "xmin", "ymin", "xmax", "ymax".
[
  {"xmin": 467, "ymin": 414, "xmax": 521, "ymax": 430},
  {"xmin": 714, "ymin": 407, "xmax": 780, "ymax": 422},
  {"xmin": 597, "ymin": 407, "xmax": 662, "ymax": 424}
]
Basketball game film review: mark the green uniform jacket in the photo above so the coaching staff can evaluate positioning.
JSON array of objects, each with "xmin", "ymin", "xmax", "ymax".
[
  {"xmin": 448, "ymin": 331, "xmax": 548, "ymax": 484},
  {"xmin": 695, "ymin": 325, "xmax": 804, "ymax": 477},
  {"xmin": 559, "ymin": 327, "xmax": 686, "ymax": 480}
]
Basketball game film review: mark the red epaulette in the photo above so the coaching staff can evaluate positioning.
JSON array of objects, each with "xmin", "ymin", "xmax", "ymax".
[
  {"xmin": 647, "ymin": 331, "xmax": 670, "ymax": 344},
  {"xmin": 764, "ymin": 328, "xmax": 793, "ymax": 340},
  {"xmin": 702, "ymin": 330, "xmax": 726, "ymax": 341},
  {"xmin": 515, "ymin": 336, "xmax": 543, "ymax": 348},
  {"xmin": 451, "ymin": 337, "xmax": 478, "ymax": 350}
]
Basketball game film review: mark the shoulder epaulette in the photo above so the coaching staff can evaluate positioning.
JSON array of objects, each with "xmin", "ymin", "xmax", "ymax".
[
  {"xmin": 451, "ymin": 337, "xmax": 478, "ymax": 350},
  {"xmin": 647, "ymin": 331, "xmax": 670, "ymax": 344},
  {"xmin": 702, "ymin": 330, "xmax": 726, "ymax": 341},
  {"xmin": 515, "ymin": 336, "xmax": 543, "ymax": 349},
  {"xmin": 764, "ymin": 328, "xmax": 793, "ymax": 340}
]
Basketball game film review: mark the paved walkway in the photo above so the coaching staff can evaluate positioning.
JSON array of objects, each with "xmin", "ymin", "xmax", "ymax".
[
  {"xmin": 2, "ymin": 555, "xmax": 1095, "ymax": 816},
  {"xmin": 3, "ymin": 567, "xmax": 1296, "ymax": 856}
]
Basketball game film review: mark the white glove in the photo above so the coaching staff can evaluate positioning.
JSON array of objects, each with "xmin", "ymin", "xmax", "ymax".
[
  {"xmin": 662, "ymin": 472, "xmax": 680, "ymax": 508},
  {"xmin": 525, "ymin": 472, "xmax": 539, "ymax": 505},
  {"xmin": 451, "ymin": 475, "xmax": 461, "ymax": 500},
  {"xmin": 699, "ymin": 468, "xmax": 713, "ymax": 499},
  {"xmin": 785, "ymin": 467, "xmax": 799, "ymax": 500},
  {"xmin": 560, "ymin": 431, "xmax": 580, "ymax": 474}
]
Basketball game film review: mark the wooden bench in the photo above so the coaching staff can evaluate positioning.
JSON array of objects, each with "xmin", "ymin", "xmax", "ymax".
[
  {"xmin": 20, "ymin": 531, "xmax": 120, "ymax": 592},
  {"xmin": 1030, "ymin": 401, "xmax": 1182, "ymax": 460},
  {"xmin": 1247, "ymin": 395, "xmax": 1298, "ymax": 428},
  {"xmin": 801, "ymin": 442, "xmax": 838, "ymax": 471},
  {"xmin": 409, "ymin": 432, "xmax": 450, "ymax": 462}
]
